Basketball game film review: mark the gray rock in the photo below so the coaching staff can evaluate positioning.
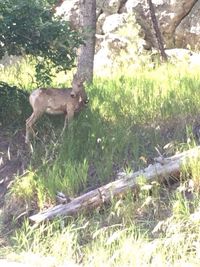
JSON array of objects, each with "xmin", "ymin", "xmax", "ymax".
[
  {"xmin": 102, "ymin": 13, "xmax": 128, "ymax": 34},
  {"xmin": 99, "ymin": 0, "xmax": 122, "ymax": 14},
  {"xmin": 175, "ymin": 0, "xmax": 200, "ymax": 49},
  {"xmin": 57, "ymin": 0, "xmax": 200, "ymax": 74},
  {"xmin": 57, "ymin": 0, "xmax": 200, "ymax": 50},
  {"xmin": 56, "ymin": 0, "xmax": 79, "ymax": 30}
]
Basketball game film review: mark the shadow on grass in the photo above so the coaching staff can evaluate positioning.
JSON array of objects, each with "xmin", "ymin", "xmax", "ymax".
[{"xmin": 28, "ymin": 99, "xmax": 198, "ymax": 202}]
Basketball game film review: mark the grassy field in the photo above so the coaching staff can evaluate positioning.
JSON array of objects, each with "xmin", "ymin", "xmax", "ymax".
[{"xmin": 1, "ymin": 59, "xmax": 200, "ymax": 266}]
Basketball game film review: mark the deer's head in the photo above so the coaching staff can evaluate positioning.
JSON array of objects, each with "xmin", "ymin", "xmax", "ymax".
[{"xmin": 71, "ymin": 74, "xmax": 89, "ymax": 104}]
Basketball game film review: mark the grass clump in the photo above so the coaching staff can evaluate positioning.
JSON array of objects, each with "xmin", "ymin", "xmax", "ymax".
[
  {"xmin": 8, "ymin": 185, "xmax": 200, "ymax": 267},
  {"xmin": 3, "ymin": 172, "xmax": 38, "ymax": 223}
]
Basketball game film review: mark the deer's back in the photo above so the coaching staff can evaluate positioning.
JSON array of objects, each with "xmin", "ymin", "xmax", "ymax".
[
  {"xmin": 29, "ymin": 88, "xmax": 82, "ymax": 114},
  {"xmin": 40, "ymin": 88, "xmax": 72, "ymax": 100},
  {"xmin": 30, "ymin": 87, "xmax": 72, "ymax": 105}
]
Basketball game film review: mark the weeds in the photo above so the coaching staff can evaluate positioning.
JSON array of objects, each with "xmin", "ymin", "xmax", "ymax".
[{"xmin": 1, "ymin": 60, "xmax": 200, "ymax": 266}]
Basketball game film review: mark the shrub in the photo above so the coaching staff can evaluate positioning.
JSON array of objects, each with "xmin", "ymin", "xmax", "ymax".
[{"xmin": 0, "ymin": 82, "xmax": 30, "ymax": 127}]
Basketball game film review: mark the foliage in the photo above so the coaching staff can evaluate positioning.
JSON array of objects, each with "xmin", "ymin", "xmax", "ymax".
[
  {"xmin": 0, "ymin": 81, "xmax": 30, "ymax": 126},
  {"xmin": 0, "ymin": 0, "xmax": 83, "ymax": 85}
]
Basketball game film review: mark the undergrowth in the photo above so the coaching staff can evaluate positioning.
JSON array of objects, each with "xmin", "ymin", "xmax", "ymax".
[{"xmin": 1, "ymin": 60, "xmax": 200, "ymax": 266}]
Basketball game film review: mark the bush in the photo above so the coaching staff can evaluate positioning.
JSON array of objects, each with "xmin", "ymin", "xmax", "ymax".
[
  {"xmin": 0, "ymin": 82, "xmax": 31, "ymax": 127},
  {"xmin": 0, "ymin": 0, "xmax": 83, "ymax": 85}
]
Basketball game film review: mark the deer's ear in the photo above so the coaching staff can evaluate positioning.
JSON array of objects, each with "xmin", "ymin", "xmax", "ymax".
[
  {"xmin": 78, "ymin": 80, "xmax": 84, "ymax": 86},
  {"xmin": 73, "ymin": 73, "xmax": 78, "ymax": 80},
  {"xmin": 73, "ymin": 73, "xmax": 85, "ymax": 85},
  {"xmin": 78, "ymin": 75, "xmax": 85, "ymax": 85}
]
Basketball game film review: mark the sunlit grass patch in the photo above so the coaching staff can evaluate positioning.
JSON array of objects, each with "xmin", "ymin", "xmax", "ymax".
[
  {"xmin": 0, "ymin": 57, "xmax": 35, "ymax": 90},
  {"xmin": 11, "ymin": 219, "xmax": 80, "ymax": 266}
]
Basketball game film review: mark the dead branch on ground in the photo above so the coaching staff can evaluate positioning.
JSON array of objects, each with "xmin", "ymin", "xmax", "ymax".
[{"xmin": 29, "ymin": 146, "xmax": 200, "ymax": 224}]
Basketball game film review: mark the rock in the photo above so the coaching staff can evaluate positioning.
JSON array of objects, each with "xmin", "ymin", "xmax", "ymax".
[
  {"xmin": 56, "ymin": 0, "xmax": 80, "ymax": 30},
  {"xmin": 98, "ymin": 0, "xmax": 122, "ymax": 14},
  {"xmin": 190, "ymin": 52, "xmax": 200, "ymax": 67},
  {"xmin": 102, "ymin": 13, "xmax": 128, "ymax": 34},
  {"xmin": 94, "ymin": 33, "xmax": 128, "ymax": 75},
  {"xmin": 155, "ymin": 0, "xmax": 199, "ymax": 48},
  {"xmin": 96, "ymin": 13, "xmax": 106, "ymax": 34},
  {"xmin": 165, "ymin": 48, "xmax": 193, "ymax": 61},
  {"xmin": 121, "ymin": 0, "xmax": 143, "ymax": 13},
  {"xmin": 120, "ymin": 0, "xmax": 199, "ymax": 50},
  {"xmin": 58, "ymin": 0, "xmax": 200, "ymax": 50},
  {"xmin": 94, "ymin": 38, "xmax": 113, "ymax": 76},
  {"xmin": 95, "ymin": 34, "xmax": 105, "ymax": 53},
  {"xmin": 94, "ymin": 15, "xmax": 142, "ymax": 75},
  {"xmin": 106, "ymin": 33, "xmax": 129, "ymax": 51},
  {"xmin": 57, "ymin": 0, "xmax": 200, "ymax": 74},
  {"xmin": 161, "ymin": 48, "xmax": 200, "ymax": 69},
  {"xmin": 175, "ymin": 0, "xmax": 200, "ymax": 49}
]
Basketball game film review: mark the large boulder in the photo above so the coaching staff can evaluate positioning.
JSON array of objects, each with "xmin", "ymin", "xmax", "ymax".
[
  {"xmin": 102, "ymin": 13, "xmax": 128, "ymax": 34},
  {"xmin": 175, "ymin": 0, "xmax": 200, "ymax": 48},
  {"xmin": 57, "ymin": 0, "xmax": 200, "ymax": 74},
  {"xmin": 121, "ymin": 0, "xmax": 199, "ymax": 49},
  {"xmin": 151, "ymin": 0, "xmax": 199, "ymax": 49},
  {"xmin": 58, "ymin": 0, "xmax": 200, "ymax": 50}
]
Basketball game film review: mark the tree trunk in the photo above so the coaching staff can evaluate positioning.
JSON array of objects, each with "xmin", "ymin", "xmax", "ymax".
[
  {"xmin": 147, "ymin": 0, "xmax": 168, "ymax": 62},
  {"xmin": 76, "ymin": 0, "xmax": 96, "ymax": 83}
]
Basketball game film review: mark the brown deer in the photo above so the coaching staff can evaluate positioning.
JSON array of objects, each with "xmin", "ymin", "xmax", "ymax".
[{"xmin": 25, "ymin": 74, "xmax": 88, "ymax": 144}]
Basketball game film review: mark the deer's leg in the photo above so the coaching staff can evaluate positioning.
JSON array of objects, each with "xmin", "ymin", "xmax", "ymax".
[
  {"xmin": 60, "ymin": 110, "xmax": 74, "ymax": 136},
  {"xmin": 25, "ymin": 112, "xmax": 41, "ymax": 143},
  {"xmin": 60, "ymin": 114, "xmax": 68, "ymax": 136}
]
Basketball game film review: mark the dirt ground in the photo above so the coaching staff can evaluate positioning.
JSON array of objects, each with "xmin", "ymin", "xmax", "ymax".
[
  {"xmin": 0, "ymin": 127, "xmax": 30, "ymax": 247},
  {"xmin": 0, "ymin": 128, "xmax": 29, "ymax": 208}
]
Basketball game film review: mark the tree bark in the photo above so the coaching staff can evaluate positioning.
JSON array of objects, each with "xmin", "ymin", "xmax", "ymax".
[
  {"xmin": 29, "ymin": 146, "xmax": 200, "ymax": 224},
  {"xmin": 76, "ymin": 0, "xmax": 96, "ymax": 83},
  {"xmin": 147, "ymin": 0, "xmax": 168, "ymax": 62}
]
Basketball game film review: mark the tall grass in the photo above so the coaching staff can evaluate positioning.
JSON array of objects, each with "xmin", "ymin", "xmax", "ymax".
[
  {"xmin": 2, "ymin": 60, "xmax": 200, "ymax": 266},
  {"xmin": 3, "ymin": 61, "xmax": 200, "ymax": 203}
]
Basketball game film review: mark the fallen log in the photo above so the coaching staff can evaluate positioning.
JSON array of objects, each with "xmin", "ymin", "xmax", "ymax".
[{"xmin": 29, "ymin": 146, "xmax": 200, "ymax": 223}]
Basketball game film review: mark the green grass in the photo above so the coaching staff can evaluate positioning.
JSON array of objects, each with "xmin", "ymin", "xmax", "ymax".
[
  {"xmin": 29, "ymin": 64, "xmax": 200, "ymax": 199},
  {"xmin": 2, "ymin": 60, "xmax": 200, "ymax": 266}
]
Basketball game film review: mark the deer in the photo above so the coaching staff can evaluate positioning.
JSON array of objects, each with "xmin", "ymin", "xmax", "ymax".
[{"xmin": 25, "ymin": 74, "xmax": 88, "ymax": 144}]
